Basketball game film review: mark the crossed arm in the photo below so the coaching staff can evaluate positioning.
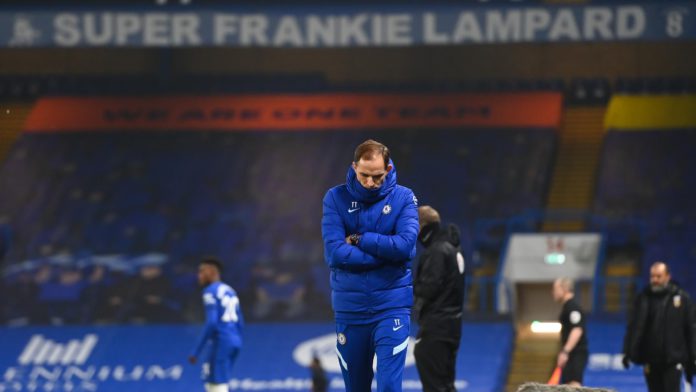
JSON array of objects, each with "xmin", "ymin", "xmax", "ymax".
[
  {"xmin": 322, "ymin": 191, "xmax": 418, "ymax": 271},
  {"xmin": 357, "ymin": 194, "xmax": 418, "ymax": 262},
  {"xmin": 322, "ymin": 193, "xmax": 384, "ymax": 271}
]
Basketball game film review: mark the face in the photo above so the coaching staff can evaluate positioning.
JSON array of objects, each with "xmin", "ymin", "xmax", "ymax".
[
  {"xmin": 198, "ymin": 264, "xmax": 216, "ymax": 287},
  {"xmin": 650, "ymin": 264, "xmax": 670, "ymax": 290},
  {"xmin": 552, "ymin": 281, "xmax": 565, "ymax": 302},
  {"xmin": 353, "ymin": 157, "xmax": 392, "ymax": 190}
]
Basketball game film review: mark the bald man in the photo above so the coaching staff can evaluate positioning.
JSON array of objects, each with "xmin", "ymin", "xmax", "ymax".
[
  {"xmin": 552, "ymin": 277, "xmax": 588, "ymax": 386},
  {"xmin": 413, "ymin": 205, "xmax": 465, "ymax": 392},
  {"xmin": 623, "ymin": 262, "xmax": 696, "ymax": 392}
]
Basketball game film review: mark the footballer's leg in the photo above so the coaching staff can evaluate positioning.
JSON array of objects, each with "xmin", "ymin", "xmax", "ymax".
[
  {"xmin": 336, "ymin": 322, "xmax": 375, "ymax": 392},
  {"xmin": 204, "ymin": 339, "xmax": 234, "ymax": 392},
  {"xmin": 374, "ymin": 314, "xmax": 410, "ymax": 392}
]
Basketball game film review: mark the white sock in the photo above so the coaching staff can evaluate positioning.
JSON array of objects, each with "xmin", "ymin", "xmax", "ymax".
[{"xmin": 205, "ymin": 383, "xmax": 229, "ymax": 392}]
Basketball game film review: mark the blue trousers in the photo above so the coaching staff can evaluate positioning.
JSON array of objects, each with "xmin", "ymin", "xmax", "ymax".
[
  {"xmin": 335, "ymin": 314, "xmax": 410, "ymax": 392},
  {"xmin": 203, "ymin": 338, "xmax": 240, "ymax": 384}
]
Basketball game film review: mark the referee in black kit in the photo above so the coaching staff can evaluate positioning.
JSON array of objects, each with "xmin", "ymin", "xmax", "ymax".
[{"xmin": 552, "ymin": 277, "xmax": 589, "ymax": 386}]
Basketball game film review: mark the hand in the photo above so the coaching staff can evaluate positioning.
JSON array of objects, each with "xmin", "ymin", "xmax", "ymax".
[
  {"xmin": 188, "ymin": 356, "xmax": 197, "ymax": 365},
  {"xmin": 622, "ymin": 355, "xmax": 630, "ymax": 370},
  {"xmin": 345, "ymin": 234, "xmax": 360, "ymax": 245},
  {"xmin": 557, "ymin": 351, "xmax": 568, "ymax": 369}
]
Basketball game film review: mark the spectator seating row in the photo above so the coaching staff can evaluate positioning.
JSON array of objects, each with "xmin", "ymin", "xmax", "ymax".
[
  {"xmin": 0, "ymin": 128, "xmax": 557, "ymax": 324},
  {"xmin": 592, "ymin": 129, "xmax": 696, "ymax": 297}
]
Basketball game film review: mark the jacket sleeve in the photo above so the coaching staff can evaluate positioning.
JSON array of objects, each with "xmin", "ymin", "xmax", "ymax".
[
  {"xmin": 358, "ymin": 190, "xmax": 419, "ymax": 262},
  {"xmin": 414, "ymin": 250, "xmax": 446, "ymax": 302},
  {"xmin": 685, "ymin": 293, "xmax": 696, "ymax": 362},
  {"xmin": 623, "ymin": 295, "xmax": 639, "ymax": 357},
  {"xmin": 191, "ymin": 292, "xmax": 218, "ymax": 358},
  {"xmin": 322, "ymin": 190, "xmax": 384, "ymax": 271}
]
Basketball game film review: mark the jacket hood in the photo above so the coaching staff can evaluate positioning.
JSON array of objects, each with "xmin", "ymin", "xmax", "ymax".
[
  {"xmin": 445, "ymin": 224, "xmax": 461, "ymax": 247},
  {"xmin": 419, "ymin": 222, "xmax": 461, "ymax": 248},
  {"xmin": 346, "ymin": 159, "xmax": 397, "ymax": 204}
]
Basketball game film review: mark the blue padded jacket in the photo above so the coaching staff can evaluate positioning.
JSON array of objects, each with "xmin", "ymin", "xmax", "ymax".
[{"xmin": 321, "ymin": 161, "xmax": 419, "ymax": 323}]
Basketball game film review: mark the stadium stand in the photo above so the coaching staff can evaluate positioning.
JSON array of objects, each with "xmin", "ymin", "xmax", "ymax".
[
  {"xmin": 590, "ymin": 93, "xmax": 696, "ymax": 307},
  {"xmin": 0, "ymin": 0, "xmax": 693, "ymax": 385},
  {"xmin": 0, "ymin": 75, "xmax": 565, "ymax": 99},
  {"xmin": 593, "ymin": 129, "xmax": 696, "ymax": 298},
  {"xmin": 0, "ymin": 114, "xmax": 558, "ymax": 324}
]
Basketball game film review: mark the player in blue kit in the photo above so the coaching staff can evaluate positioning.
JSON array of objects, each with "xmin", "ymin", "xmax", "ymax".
[
  {"xmin": 188, "ymin": 257, "xmax": 244, "ymax": 392},
  {"xmin": 322, "ymin": 139, "xmax": 419, "ymax": 392}
]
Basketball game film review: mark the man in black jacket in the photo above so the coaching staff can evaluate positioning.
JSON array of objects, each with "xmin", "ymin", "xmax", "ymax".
[
  {"xmin": 623, "ymin": 261, "xmax": 696, "ymax": 392},
  {"xmin": 413, "ymin": 206, "xmax": 466, "ymax": 392}
]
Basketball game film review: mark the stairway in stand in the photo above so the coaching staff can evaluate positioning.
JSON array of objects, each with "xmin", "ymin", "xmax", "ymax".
[
  {"xmin": 506, "ymin": 323, "xmax": 558, "ymax": 392},
  {"xmin": 543, "ymin": 106, "xmax": 606, "ymax": 232}
]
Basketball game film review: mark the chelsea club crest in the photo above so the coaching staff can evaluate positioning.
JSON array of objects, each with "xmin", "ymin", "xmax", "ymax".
[{"xmin": 382, "ymin": 205, "xmax": 392, "ymax": 215}]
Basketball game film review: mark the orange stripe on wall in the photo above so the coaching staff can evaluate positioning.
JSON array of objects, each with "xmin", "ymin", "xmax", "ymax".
[{"xmin": 25, "ymin": 93, "xmax": 563, "ymax": 132}]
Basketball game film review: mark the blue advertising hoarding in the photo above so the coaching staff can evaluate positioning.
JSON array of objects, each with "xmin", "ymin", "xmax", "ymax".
[
  {"xmin": 0, "ymin": 3, "xmax": 694, "ymax": 47},
  {"xmin": 0, "ymin": 322, "xmax": 513, "ymax": 391}
]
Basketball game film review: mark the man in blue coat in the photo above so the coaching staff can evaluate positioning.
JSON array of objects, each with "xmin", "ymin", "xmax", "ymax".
[{"xmin": 322, "ymin": 139, "xmax": 419, "ymax": 392}]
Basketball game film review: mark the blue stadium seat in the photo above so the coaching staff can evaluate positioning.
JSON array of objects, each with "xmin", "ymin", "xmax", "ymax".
[
  {"xmin": 0, "ymin": 127, "xmax": 557, "ymax": 323},
  {"xmin": 594, "ymin": 129, "xmax": 696, "ymax": 297}
]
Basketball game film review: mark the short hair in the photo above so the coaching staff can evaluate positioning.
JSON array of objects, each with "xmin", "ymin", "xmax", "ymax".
[
  {"xmin": 418, "ymin": 205, "xmax": 441, "ymax": 226},
  {"xmin": 200, "ymin": 257, "xmax": 223, "ymax": 274},
  {"xmin": 353, "ymin": 139, "xmax": 390, "ymax": 169},
  {"xmin": 555, "ymin": 277, "xmax": 575, "ymax": 293}
]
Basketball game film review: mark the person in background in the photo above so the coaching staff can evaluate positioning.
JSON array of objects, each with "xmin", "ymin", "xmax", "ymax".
[
  {"xmin": 310, "ymin": 355, "xmax": 328, "ymax": 392},
  {"xmin": 189, "ymin": 257, "xmax": 244, "ymax": 392},
  {"xmin": 552, "ymin": 277, "xmax": 589, "ymax": 387},
  {"xmin": 129, "ymin": 262, "xmax": 176, "ymax": 323},
  {"xmin": 413, "ymin": 205, "xmax": 466, "ymax": 392},
  {"xmin": 623, "ymin": 261, "xmax": 696, "ymax": 392}
]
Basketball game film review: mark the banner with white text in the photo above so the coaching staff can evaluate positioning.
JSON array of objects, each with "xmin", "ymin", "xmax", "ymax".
[
  {"xmin": 0, "ymin": 3, "xmax": 695, "ymax": 47},
  {"xmin": 0, "ymin": 323, "xmax": 513, "ymax": 391}
]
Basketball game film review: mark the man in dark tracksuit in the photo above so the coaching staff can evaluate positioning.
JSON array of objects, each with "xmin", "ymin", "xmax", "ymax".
[
  {"xmin": 322, "ymin": 139, "xmax": 419, "ymax": 392},
  {"xmin": 623, "ymin": 262, "xmax": 696, "ymax": 392},
  {"xmin": 413, "ymin": 206, "xmax": 465, "ymax": 392}
]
